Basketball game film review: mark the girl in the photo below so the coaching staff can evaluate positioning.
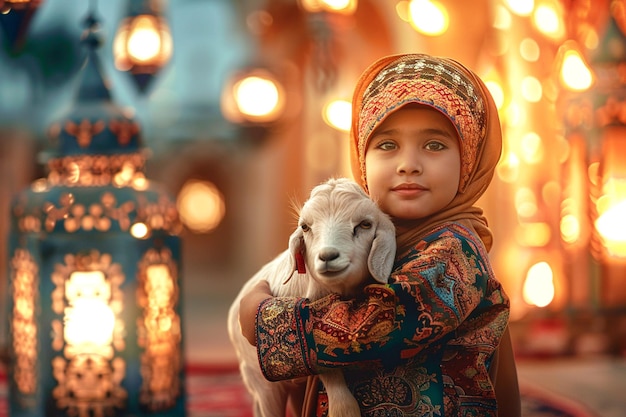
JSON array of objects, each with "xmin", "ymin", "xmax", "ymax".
[{"xmin": 240, "ymin": 53, "xmax": 519, "ymax": 417}]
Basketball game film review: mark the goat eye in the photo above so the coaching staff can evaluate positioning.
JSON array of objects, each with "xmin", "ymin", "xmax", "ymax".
[
  {"xmin": 354, "ymin": 220, "xmax": 372, "ymax": 235},
  {"xmin": 359, "ymin": 220, "xmax": 372, "ymax": 229},
  {"xmin": 301, "ymin": 224, "xmax": 310, "ymax": 232}
]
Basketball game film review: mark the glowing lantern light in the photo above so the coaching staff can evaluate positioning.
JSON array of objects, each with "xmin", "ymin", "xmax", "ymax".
[
  {"xmin": 595, "ymin": 199, "xmax": 626, "ymax": 257},
  {"xmin": 299, "ymin": 0, "xmax": 358, "ymax": 14},
  {"xmin": 323, "ymin": 99, "xmax": 352, "ymax": 132},
  {"xmin": 555, "ymin": 41, "xmax": 594, "ymax": 92},
  {"xmin": 113, "ymin": 0, "xmax": 173, "ymax": 93},
  {"xmin": 63, "ymin": 272, "xmax": 117, "ymax": 347},
  {"xmin": 177, "ymin": 180, "xmax": 226, "ymax": 233},
  {"xmin": 236, "ymin": 76, "xmax": 280, "ymax": 117},
  {"xmin": 595, "ymin": 199, "xmax": 626, "ymax": 241},
  {"xmin": 408, "ymin": 0, "xmax": 449, "ymax": 36},
  {"xmin": 221, "ymin": 69, "xmax": 285, "ymax": 124},
  {"xmin": 504, "ymin": 0, "xmax": 534, "ymax": 16},
  {"xmin": 523, "ymin": 261, "xmax": 555, "ymax": 307},
  {"xmin": 532, "ymin": 2, "xmax": 564, "ymax": 40},
  {"xmin": 130, "ymin": 221, "xmax": 149, "ymax": 239}
]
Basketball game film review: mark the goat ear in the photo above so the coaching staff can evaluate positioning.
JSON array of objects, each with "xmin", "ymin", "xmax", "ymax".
[
  {"xmin": 288, "ymin": 227, "xmax": 305, "ymax": 274},
  {"xmin": 368, "ymin": 217, "xmax": 396, "ymax": 283}
]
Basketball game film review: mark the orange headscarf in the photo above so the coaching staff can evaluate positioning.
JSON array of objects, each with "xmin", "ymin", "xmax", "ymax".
[{"xmin": 349, "ymin": 53, "xmax": 502, "ymax": 254}]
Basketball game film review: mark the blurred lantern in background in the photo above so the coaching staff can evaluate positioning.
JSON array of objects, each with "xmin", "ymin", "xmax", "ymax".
[
  {"xmin": 322, "ymin": 98, "xmax": 351, "ymax": 132},
  {"xmin": 113, "ymin": 0, "xmax": 172, "ymax": 93},
  {"xmin": 555, "ymin": 40, "xmax": 595, "ymax": 92},
  {"xmin": 298, "ymin": 0, "xmax": 358, "ymax": 15},
  {"xmin": 406, "ymin": 0, "xmax": 449, "ymax": 36},
  {"xmin": 587, "ymin": 11, "xmax": 626, "ymax": 267},
  {"xmin": 176, "ymin": 180, "xmax": 225, "ymax": 234},
  {"xmin": 0, "ymin": 0, "xmax": 44, "ymax": 52},
  {"xmin": 6, "ymin": 8, "xmax": 185, "ymax": 417},
  {"xmin": 221, "ymin": 68, "xmax": 286, "ymax": 124},
  {"xmin": 523, "ymin": 261, "xmax": 556, "ymax": 308},
  {"xmin": 592, "ymin": 126, "xmax": 626, "ymax": 259}
]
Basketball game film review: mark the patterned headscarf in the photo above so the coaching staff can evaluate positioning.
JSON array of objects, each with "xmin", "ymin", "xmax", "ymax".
[{"xmin": 349, "ymin": 53, "xmax": 502, "ymax": 253}]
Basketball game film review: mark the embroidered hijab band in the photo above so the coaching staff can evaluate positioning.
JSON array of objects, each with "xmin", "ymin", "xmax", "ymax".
[{"xmin": 349, "ymin": 53, "xmax": 503, "ymax": 253}]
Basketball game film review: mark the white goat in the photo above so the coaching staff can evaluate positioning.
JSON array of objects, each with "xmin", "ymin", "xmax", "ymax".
[{"xmin": 227, "ymin": 177, "xmax": 396, "ymax": 417}]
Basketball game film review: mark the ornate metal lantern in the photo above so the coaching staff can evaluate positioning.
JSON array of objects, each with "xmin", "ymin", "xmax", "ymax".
[
  {"xmin": 113, "ymin": 0, "xmax": 172, "ymax": 93},
  {"xmin": 6, "ymin": 10, "xmax": 185, "ymax": 417}
]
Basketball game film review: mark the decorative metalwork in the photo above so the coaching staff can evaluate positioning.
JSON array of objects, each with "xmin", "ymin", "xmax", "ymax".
[
  {"xmin": 42, "ymin": 151, "xmax": 146, "ymax": 187},
  {"xmin": 9, "ymin": 249, "xmax": 39, "ymax": 401},
  {"xmin": 11, "ymin": 188, "xmax": 181, "ymax": 235},
  {"xmin": 137, "ymin": 248, "xmax": 182, "ymax": 411},
  {"xmin": 48, "ymin": 119, "xmax": 141, "ymax": 153}
]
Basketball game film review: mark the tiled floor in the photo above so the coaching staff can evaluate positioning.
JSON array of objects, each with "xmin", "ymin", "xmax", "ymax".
[{"xmin": 186, "ymin": 291, "xmax": 626, "ymax": 417}]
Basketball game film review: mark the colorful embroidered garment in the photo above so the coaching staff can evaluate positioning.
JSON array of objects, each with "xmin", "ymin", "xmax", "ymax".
[{"xmin": 256, "ymin": 223, "xmax": 509, "ymax": 417}]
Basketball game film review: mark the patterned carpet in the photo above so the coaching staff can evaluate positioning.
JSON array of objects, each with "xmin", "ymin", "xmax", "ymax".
[
  {"xmin": 185, "ymin": 368, "xmax": 599, "ymax": 417},
  {"xmin": 0, "ymin": 365, "xmax": 598, "ymax": 417}
]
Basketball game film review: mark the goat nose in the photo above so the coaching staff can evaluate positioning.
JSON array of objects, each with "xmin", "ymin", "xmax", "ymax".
[{"xmin": 318, "ymin": 248, "xmax": 339, "ymax": 262}]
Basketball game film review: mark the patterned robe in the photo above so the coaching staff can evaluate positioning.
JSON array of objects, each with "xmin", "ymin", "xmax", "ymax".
[{"xmin": 255, "ymin": 223, "xmax": 510, "ymax": 417}]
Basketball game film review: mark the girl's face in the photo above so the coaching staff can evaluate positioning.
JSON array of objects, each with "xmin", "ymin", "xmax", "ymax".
[{"xmin": 364, "ymin": 104, "xmax": 461, "ymax": 220}]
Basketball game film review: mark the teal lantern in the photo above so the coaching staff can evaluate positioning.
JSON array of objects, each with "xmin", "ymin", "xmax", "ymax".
[{"xmin": 6, "ymin": 9, "xmax": 186, "ymax": 417}]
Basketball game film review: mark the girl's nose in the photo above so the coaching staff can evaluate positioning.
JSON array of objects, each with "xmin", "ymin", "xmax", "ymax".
[{"xmin": 397, "ymin": 149, "xmax": 422, "ymax": 174}]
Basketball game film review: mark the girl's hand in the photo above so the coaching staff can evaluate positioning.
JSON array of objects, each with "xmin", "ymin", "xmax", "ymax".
[{"xmin": 239, "ymin": 280, "xmax": 273, "ymax": 346}]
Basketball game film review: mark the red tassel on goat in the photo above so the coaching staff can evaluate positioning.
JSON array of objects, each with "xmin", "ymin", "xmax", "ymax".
[{"xmin": 295, "ymin": 252, "xmax": 306, "ymax": 274}]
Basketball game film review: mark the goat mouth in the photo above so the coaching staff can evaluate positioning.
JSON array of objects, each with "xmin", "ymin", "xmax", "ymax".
[{"xmin": 317, "ymin": 267, "xmax": 349, "ymax": 278}]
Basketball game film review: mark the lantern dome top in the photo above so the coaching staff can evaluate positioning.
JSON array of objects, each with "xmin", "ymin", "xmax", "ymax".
[{"xmin": 46, "ymin": 9, "xmax": 142, "ymax": 159}]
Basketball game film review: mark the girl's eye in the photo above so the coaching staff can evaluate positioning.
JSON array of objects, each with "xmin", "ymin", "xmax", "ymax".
[
  {"xmin": 375, "ymin": 140, "xmax": 397, "ymax": 151},
  {"xmin": 301, "ymin": 224, "xmax": 310, "ymax": 232},
  {"xmin": 425, "ymin": 141, "xmax": 446, "ymax": 151}
]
